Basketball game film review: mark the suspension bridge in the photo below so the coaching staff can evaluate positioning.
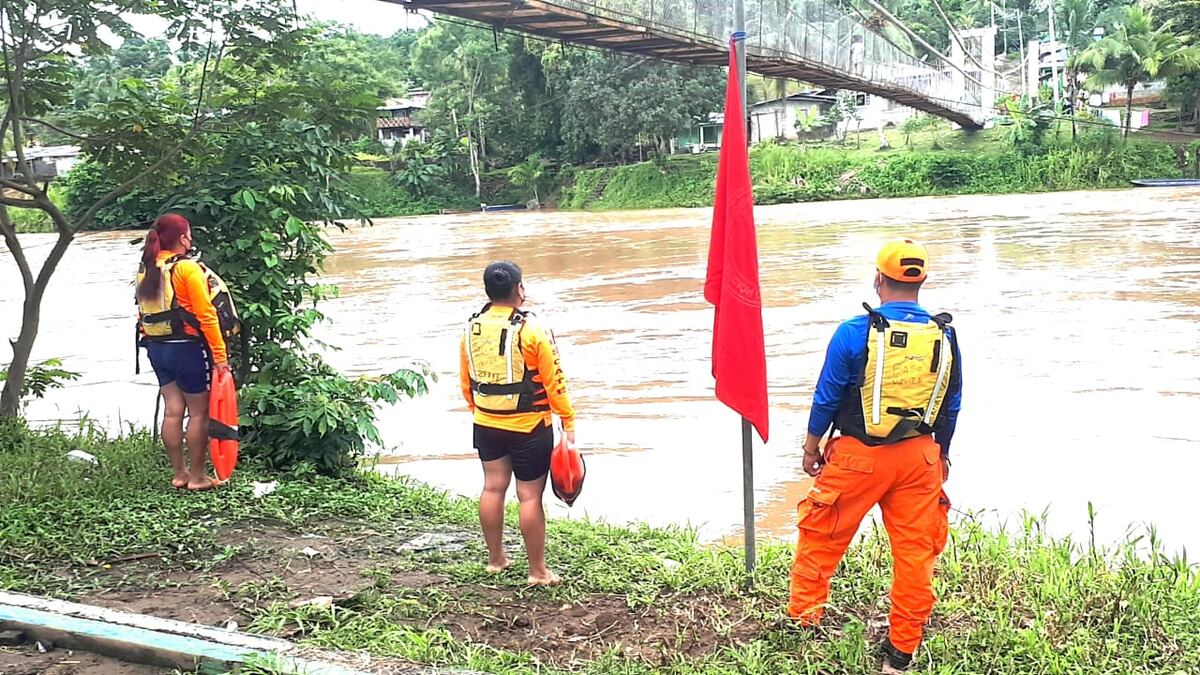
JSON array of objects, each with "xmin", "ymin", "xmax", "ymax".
[{"xmin": 390, "ymin": 0, "xmax": 992, "ymax": 128}]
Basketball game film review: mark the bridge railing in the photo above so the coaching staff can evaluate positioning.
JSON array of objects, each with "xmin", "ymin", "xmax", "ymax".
[{"xmin": 552, "ymin": 0, "xmax": 980, "ymax": 119}]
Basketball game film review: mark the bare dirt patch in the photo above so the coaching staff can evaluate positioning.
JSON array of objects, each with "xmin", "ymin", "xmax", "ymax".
[
  {"xmin": 0, "ymin": 645, "xmax": 168, "ymax": 675},
  {"xmin": 446, "ymin": 587, "xmax": 763, "ymax": 665},
  {"xmin": 67, "ymin": 519, "xmax": 767, "ymax": 669}
]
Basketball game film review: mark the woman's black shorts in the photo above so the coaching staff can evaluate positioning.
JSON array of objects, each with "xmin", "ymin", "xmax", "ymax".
[{"xmin": 473, "ymin": 422, "xmax": 553, "ymax": 482}]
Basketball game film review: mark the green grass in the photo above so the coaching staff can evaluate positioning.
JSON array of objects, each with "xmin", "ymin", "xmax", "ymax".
[
  {"xmin": 3, "ymin": 420, "xmax": 1199, "ymax": 673},
  {"xmin": 560, "ymin": 123, "xmax": 1186, "ymax": 211}
]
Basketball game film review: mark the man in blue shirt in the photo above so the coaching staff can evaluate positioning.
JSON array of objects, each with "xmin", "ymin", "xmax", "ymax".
[{"xmin": 788, "ymin": 239, "xmax": 962, "ymax": 673}]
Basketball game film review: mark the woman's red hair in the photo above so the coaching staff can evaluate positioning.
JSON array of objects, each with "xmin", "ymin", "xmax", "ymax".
[{"xmin": 137, "ymin": 213, "xmax": 190, "ymax": 300}]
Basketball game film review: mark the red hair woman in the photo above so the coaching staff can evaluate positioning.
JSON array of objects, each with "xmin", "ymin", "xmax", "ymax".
[{"xmin": 136, "ymin": 213, "xmax": 230, "ymax": 490}]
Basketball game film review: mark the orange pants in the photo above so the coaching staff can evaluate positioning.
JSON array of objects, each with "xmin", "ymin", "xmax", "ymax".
[{"xmin": 788, "ymin": 434, "xmax": 950, "ymax": 654}]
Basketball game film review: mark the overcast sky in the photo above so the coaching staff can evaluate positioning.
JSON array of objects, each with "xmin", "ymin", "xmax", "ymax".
[
  {"xmin": 292, "ymin": 0, "xmax": 428, "ymax": 34},
  {"xmin": 124, "ymin": 0, "xmax": 428, "ymax": 41}
]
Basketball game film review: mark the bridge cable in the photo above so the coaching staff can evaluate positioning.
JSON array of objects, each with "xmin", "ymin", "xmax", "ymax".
[
  {"xmin": 845, "ymin": 0, "xmax": 1029, "ymax": 109},
  {"xmin": 927, "ymin": 0, "xmax": 1002, "ymax": 76},
  {"xmin": 428, "ymin": 15, "xmax": 655, "ymax": 114},
  {"xmin": 852, "ymin": 0, "xmax": 987, "ymax": 89}
]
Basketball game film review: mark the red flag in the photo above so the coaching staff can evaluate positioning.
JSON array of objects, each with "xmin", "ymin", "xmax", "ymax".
[{"xmin": 704, "ymin": 40, "xmax": 769, "ymax": 443}]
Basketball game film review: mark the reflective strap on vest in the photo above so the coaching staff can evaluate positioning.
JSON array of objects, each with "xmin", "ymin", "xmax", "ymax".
[
  {"xmin": 923, "ymin": 332, "xmax": 951, "ymax": 426},
  {"xmin": 871, "ymin": 328, "xmax": 886, "ymax": 426}
]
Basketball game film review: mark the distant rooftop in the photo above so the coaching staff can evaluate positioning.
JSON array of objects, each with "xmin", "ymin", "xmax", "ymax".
[
  {"xmin": 3, "ymin": 145, "xmax": 81, "ymax": 160},
  {"xmin": 378, "ymin": 91, "xmax": 430, "ymax": 111}
]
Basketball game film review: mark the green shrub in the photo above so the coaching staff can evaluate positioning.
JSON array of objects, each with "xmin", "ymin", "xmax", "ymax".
[
  {"xmin": 564, "ymin": 132, "xmax": 1182, "ymax": 210},
  {"xmin": 8, "ymin": 184, "xmax": 69, "ymax": 233},
  {"xmin": 239, "ymin": 355, "xmax": 432, "ymax": 475},
  {"xmin": 344, "ymin": 167, "xmax": 476, "ymax": 217},
  {"xmin": 924, "ymin": 155, "xmax": 970, "ymax": 189},
  {"xmin": 62, "ymin": 158, "xmax": 175, "ymax": 230},
  {"xmin": 0, "ymin": 358, "xmax": 80, "ymax": 411}
]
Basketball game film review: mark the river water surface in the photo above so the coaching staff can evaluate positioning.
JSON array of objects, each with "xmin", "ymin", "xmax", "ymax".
[{"xmin": 6, "ymin": 187, "xmax": 1199, "ymax": 550}]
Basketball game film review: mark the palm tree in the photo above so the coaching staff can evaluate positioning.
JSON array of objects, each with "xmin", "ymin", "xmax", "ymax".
[
  {"xmin": 507, "ymin": 155, "xmax": 546, "ymax": 205},
  {"xmin": 1075, "ymin": 4, "xmax": 1200, "ymax": 137}
]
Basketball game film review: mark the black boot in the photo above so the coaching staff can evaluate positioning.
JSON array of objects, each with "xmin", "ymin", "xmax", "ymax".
[{"xmin": 879, "ymin": 637, "xmax": 913, "ymax": 672}]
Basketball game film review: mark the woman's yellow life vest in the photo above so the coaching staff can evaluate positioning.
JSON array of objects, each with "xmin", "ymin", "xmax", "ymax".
[
  {"xmin": 838, "ymin": 304, "xmax": 954, "ymax": 445},
  {"xmin": 464, "ymin": 305, "xmax": 548, "ymax": 415},
  {"xmin": 136, "ymin": 255, "xmax": 239, "ymax": 342}
]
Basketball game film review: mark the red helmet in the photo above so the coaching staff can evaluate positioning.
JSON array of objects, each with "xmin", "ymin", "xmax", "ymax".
[{"xmin": 550, "ymin": 435, "xmax": 586, "ymax": 506}]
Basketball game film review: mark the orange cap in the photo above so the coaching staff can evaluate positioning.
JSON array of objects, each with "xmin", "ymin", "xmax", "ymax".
[{"xmin": 876, "ymin": 238, "xmax": 928, "ymax": 283}]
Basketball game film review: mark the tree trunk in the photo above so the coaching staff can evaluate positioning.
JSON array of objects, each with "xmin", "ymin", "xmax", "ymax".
[
  {"xmin": 453, "ymin": 109, "xmax": 481, "ymax": 199},
  {"xmin": 469, "ymin": 136, "xmax": 481, "ymax": 198},
  {"xmin": 1018, "ymin": 19, "xmax": 1027, "ymax": 97},
  {"xmin": 1, "ymin": 230, "xmax": 72, "ymax": 418},
  {"xmin": 1194, "ymin": 92, "xmax": 1200, "ymax": 134},
  {"xmin": 1068, "ymin": 74, "xmax": 1078, "ymax": 139},
  {"xmin": 478, "ymin": 119, "xmax": 487, "ymax": 162},
  {"xmin": 1, "ymin": 298, "xmax": 39, "ymax": 418},
  {"xmin": 1124, "ymin": 82, "xmax": 1134, "ymax": 138}
]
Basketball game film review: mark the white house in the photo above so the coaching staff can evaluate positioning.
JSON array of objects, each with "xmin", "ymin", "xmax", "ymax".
[
  {"xmin": 2, "ymin": 145, "xmax": 82, "ymax": 180},
  {"xmin": 376, "ymin": 91, "xmax": 430, "ymax": 147},
  {"xmin": 749, "ymin": 91, "xmax": 836, "ymax": 143},
  {"xmin": 749, "ymin": 89, "xmax": 916, "ymax": 143}
]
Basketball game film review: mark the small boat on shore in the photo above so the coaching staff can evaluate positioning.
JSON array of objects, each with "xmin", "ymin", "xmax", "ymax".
[
  {"xmin": 1130, "ymin": 178, "xmax": 1200, "ymax": 187},
  {"xmin": 480, "ymin": 203, "xmax": 527, "ymax": 212}
]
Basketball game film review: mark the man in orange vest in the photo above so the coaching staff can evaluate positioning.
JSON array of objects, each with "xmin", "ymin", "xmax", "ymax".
[{"xmin": 789, "ymin": 239, "xmax": 962, "ymax": 672}]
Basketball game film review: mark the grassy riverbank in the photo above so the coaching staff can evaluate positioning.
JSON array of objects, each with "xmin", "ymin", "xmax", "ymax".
[
  {"xmin": 560, "ymin": 127, "xmax": 1197, "ymax": 211},
  {"xmin": 3, "ymin": 420, "xmax": 1199, "ymax": 673}
]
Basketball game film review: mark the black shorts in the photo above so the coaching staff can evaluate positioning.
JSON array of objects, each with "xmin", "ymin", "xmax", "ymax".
[{"xmin": 474, "ymin": 422, "xmax": 553, "ymax": 482}]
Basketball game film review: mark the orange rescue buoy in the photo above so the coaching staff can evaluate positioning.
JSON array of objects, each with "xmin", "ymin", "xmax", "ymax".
[
  {"xmin": 208, "ymin": 367, "xmax": 239, "ymax": 481},
  {"xmin": 550, "ymin": 429, "xmax": 585, "ymax": 506}
]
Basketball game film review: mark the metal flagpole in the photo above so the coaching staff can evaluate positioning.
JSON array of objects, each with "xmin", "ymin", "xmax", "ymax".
[
  {"xmin": 735, "ymin": 0, "xmax": 748, "ymax": 131},
  {"xmin": 741, "ymin": 417, "xmax": 755, "ymax": 585},
  {"xmin": 733, "ymin": 0, "xmax": 756, "ymax": 588}
]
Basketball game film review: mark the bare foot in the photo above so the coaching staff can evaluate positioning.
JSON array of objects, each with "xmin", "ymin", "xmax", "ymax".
[
  {"xmin": 186, "ymin": 476, "xmax": 224, "ymax": 491},
  {"xmin": 527, "ymin": 570, "xmax": 562, "ymax": 587},
  {"xmin": 485, "ymin": 559, "xmax": 510, "ymax": 574},
  {"xmin": 171, "ymin": 476, "xmax": 189, "ymax": 489}
]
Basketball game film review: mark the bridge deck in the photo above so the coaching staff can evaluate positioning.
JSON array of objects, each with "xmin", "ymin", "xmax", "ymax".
[{"xmin": 393, "ymin": 0, "xmax": 983, "ymax": 128}]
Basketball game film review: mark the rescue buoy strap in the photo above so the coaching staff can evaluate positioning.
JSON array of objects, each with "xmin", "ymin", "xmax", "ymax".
[{"xmin": 209, "ymin": 419, "xmax": 239, "ymax": 441}]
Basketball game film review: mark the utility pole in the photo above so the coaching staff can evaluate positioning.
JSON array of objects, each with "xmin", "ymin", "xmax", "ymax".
[{"xmin": 1047, "ymin": 0, "xmax": 1060, "ymax": 111}]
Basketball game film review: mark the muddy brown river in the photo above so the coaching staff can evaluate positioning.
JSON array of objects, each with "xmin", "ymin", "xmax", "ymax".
[{"xmin": 5, "ymin": 187, "xmax": 1199, "ymax": 551}]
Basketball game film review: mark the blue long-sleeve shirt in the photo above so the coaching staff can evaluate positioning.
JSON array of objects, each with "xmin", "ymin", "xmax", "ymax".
[{"xmin": 807, "ymin": 301, "xmax": 963, "ymax": 456}]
